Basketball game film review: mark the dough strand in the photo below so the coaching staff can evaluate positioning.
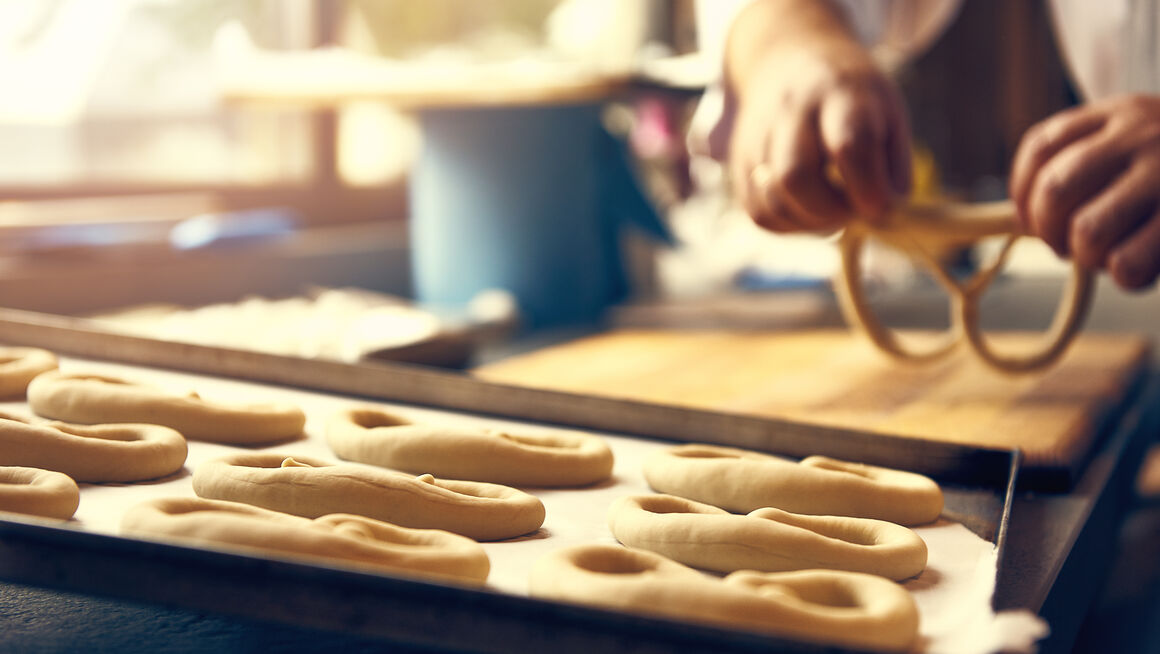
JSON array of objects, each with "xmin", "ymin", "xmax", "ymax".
[
  {"xmin": 27, "ymin": 371, "xmax": 306, "ymax": 444},
  {"xmin": 0, "ymin": 466, "xmax": 80, "ymax": 520},
  {"xmin": 836, "ymin": 200, "xmax": 1094, "ymax": 374},
  {"xmin": 122, "ymin": 497, "xmax": 490, "ymax": 585},
  {"xmin": 0, "ymin": 347, "xmax": 58, "ymax": 399},
  {"xmin": 193, "ymin": 453, "xmax": 545, "ymax": 541},
  {"xmin": 0, "ymin": 415, "xmax": 187, "ymax": 482},
  {"xmin": 530, "ymin": 544, "xmax": 919, "ymax": 652},
  {"xmin": 643, "ymin": 444, "xmax": 943, "ymax": 525},
  {"xmin": 608, "ymin": 494, "xmax": 927, "ymax": 580},
  {"xmin": 326, "ymin": 407, "xmax": 614, "ymax": 487}
]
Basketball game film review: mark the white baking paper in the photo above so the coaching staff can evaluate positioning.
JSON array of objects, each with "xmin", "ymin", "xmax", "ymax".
[{"xmin": 0, "ymin": 357, "xmax": 1047, "ymax": 653}]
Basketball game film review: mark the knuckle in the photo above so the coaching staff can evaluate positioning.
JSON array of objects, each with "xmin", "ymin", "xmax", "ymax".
[
  {"xmin": 1070, "ymin": 216, "xmax": 1108, "ymax": 267},
  {"xmin": 1108, "ymin": 251, "xmax": 1153, "ymax": 289},
  {"xmin": 774, "ymin": 162, "xmax": 814, "ymax": 194},
  {"xmin": 753, "ymin": 210, "xmax": 792, "ymax": 234},
  {"xmin": 1034, "ymin": 165, "xmax": 1071, "ymax": 214},
  {"xmin": 1021, "ymin": 122, "xmax": 1053, "ymax": 156},
  {"xmin": 833, "ymin": 128, "xmax": 875, "ymax": 164}
]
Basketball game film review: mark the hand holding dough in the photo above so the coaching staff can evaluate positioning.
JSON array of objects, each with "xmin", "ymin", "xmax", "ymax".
[
  {"xmin": 122, "ymin": 497, "xmax": 490, "ymax": 585},
  {"xmin": 643, "ymin": 444, "xmax": 943, "ymax": 525},
  {"xmin": 193, "ymin": 453, "xmax": 545, "ymax": 541},
  {"xmin": 608, "ymin": 494, "xmax": 926, "ymax": 580},
  {"xmin": 530, "ymin": 544, "xmax": 919, "ymax": 653},
  {"xmin": 0, "ymin": 466, "xmax": 79, "ymax": 520},
  {"xmin": 0, "ymin": 415, "xmax": 187, "ymax": 482},
  {"xmin": 0, "ymin": 347, "xmax": 57, "ymax": 399},
  {"xmin": 326, "ymin": 407, "xmax": 614, "ymax": 487},
  {"xmin": 27, "ymin": 371, "xmax": 305, "ymax": 444}
]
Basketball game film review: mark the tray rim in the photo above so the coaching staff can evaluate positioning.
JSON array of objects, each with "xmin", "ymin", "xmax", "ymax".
[
  {"xmin": 0, "ymin": 308, "xmax": 1019, "ymax": 486},
  {"xmin": 0, "ymin": 308, "xmax": 1025, "ymax": 652},
  {"xmin": 0, "ymin": 444, "xmax": 1019, "ymax": 654}
]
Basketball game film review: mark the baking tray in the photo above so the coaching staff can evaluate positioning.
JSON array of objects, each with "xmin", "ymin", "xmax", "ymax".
[{"xmin": 0, "ymin": 311, "xmax": 1020, "ymax": 653}]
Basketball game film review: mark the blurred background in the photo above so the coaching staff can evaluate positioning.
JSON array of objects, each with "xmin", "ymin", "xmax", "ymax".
[{"xmin": 0, "ymin": 0, "xmax": 1131, "ymax": 356}]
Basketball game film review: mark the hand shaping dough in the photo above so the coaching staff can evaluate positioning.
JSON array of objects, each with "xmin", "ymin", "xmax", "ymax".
[
  {"xmin": 643, "ymin": 444, "xmax": 943, "ymax": 525},
  {"xmin": 0, "ymin": 347, "xmax": 58, "ymax": 399},
  {"xmin": 122, "ymin": 497, "xmax": 490, "ymax": 585},
  {"xmin": 27, "ymin": 371, "xmax": 305, "ymax": 444},
  {"xmin": 530, "ymin": 544, "xmax": 919, "ymax": 653},
  {"xmin": 192, "ymin": 453, "xmax": 545, "ymax": 541},
  {"xmin": 0, "ymin": 466, "xmax": 80, "ymax": 520},
  {"xmin": 607, "ymin": 494, "xmax": 926, "ymax": 580},
  {"xmin": 0, "ymin": 415, "xmax": 187, "ymax": 482},
  {"xmin": 326, "ymin": 407, "xmax": 614, "ymax": 487}
]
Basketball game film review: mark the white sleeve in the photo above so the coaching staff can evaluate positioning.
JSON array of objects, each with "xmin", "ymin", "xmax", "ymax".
[{"xmin": 1048, "ymin": 0, "xmax": 1160, "ymax": 101}]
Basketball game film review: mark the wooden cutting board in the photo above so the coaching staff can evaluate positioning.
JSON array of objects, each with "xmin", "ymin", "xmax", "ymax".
[{"xmin": 475, "ymin": 329, "xmax": 1151, "ymax": 488}]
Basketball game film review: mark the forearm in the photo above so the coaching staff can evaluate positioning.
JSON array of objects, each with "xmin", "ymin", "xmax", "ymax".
[{"xmin": 724, "ymin": 0, "xmax": 861, "ymax": 99}]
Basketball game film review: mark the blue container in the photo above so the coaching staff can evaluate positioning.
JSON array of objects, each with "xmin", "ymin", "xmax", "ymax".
[{"xmin": 410, "ymin": 103, "xmax": 630, "ymax": 329}]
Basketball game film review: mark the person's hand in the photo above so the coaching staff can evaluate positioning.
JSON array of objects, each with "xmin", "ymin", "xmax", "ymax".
[
  {"xmin": 729, "ymin": 39, "xmax": 912, "ymax": 233},
  {"xmin": 1011, "ymin": 94, "xmax": 1160, "ymax": 290}
]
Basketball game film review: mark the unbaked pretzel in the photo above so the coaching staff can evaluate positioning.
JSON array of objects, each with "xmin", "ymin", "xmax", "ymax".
[
  {"xmin": 607, "ymin": 494, "xmax": 926, "ymax": 580},
  {"xmin": 326, "ymin": 407, "xmax": 614, "ymax": 487},
  {"xmin": 27, "ymin": 371, "xmax": 306, "ymax": 444},
  {"xmin": 643, "ymin": 444, "xmax": 943, "ymax": 526},
  {"xmin": 0, "ymin": 415, "xmax": 187, "ymax": 482},
  {"xmin": 122, "ymin": 497, "xmax": 490, "ymax": 584},
  {"xmin": 530, "ymin": 544, "xmax": 919, "ymax": 652},
  {"xmin": 0, "ymin": 466, "xmax": 80, "ymax": 520},
  {"xmin": 193, "ymin": 453, "xmax": 546, "ymax": 541},
  {"xmin": 0, "ymin": 347, "xmax": 58, "ymax": 399},
  {"xmin": 836, "ymin": 199, "xmax": 1094, "ymax": 374}
]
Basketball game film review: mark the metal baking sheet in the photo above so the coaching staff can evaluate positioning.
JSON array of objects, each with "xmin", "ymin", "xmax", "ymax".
[{"xmin": 0, "ymin": 313, "xmax": 1020, "ymax": 653}]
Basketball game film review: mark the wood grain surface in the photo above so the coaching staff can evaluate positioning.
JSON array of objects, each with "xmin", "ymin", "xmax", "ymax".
[{"xmin": 475, "ymin": 329, "xmax": 1150, "ymax": 485}]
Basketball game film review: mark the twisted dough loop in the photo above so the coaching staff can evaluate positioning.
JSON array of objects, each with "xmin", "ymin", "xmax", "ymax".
[
  {"xmin": 193, "ymin": 452, "xmax": 545, "ymax": 541},
  {"xmin": 836, "ymin": 199, "xmax": 1095, "ymax": 374},
  {"xmin": 0, "ymin": 415, "xmax": 187, "ymax": 482},
  {"xmin": 0, "ymin": 466, "xmax": 80, "ymax": 521},
  {"xmin": 530, "ymin": 544, "xmax": 919, "ymax": 653},
  {"xmin": 27, "ymin": 371, "xmax": 306, "ymax": 444},
  {"xmin": 643, "ymin": 444, "xmax": 943, "ymax": 526},
  {"xmin": 608, "ymin": 494, "xmax": 927, "ymax": 580},
  {"xmin": 326, "ymin": 407, "xmax": 614, "ymax": 487},
  {"xmin": 0, "ymin": 347, "xmax": 58, "ymax": 399},
  {"xmin": 122, "ymin": 497, "xmax": 490, "ymax": 584}
]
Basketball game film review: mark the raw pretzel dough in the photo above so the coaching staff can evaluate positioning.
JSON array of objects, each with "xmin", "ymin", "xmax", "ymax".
[
  {"xmin": 193, "ymin": 453, "xmax": 545, "ymax": 541},
  {"xmin": 0, "ymin": 347, "xmax": 58, "ymax": 399},
  {"xmin": 530, "ymin": 544, "xmax": 919, "ymax": 652},
  {"xmin": 0, "ymin": 466, "xmax": 80, "ymax": 520},
  {"xmin": 122, "ymin": 497, "xmax": 490, "ymax": 585},
  {"xmin": 326, "ymin": 407, "xmax": 614, "ymax": 487},
  {"xmin": 607, "ymin": 494, "xmax": 926, "ymax": 580},
  {"xmin": 0, "ymin": 415, "xmax": 187, "ymax": 482},
  {"xmin": 643, "ymin": 444, "xmax": 943, "ymax": 525},
  {"xmin": 836, "ymin": 200, "xmax": 1094, "ymax": 374},
  {"xmin": 27, "ymin": 371, "xmax": 306, "ymax": 444}
]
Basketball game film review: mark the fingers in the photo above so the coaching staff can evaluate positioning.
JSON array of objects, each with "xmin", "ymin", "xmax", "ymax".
[
  {"xmin": 1010, "ymin": 106, "xmax": 1108, "ymax": 229},
  {"xmin": 818, "ymin": 88, "xmax": 890, "ymax": 221},
  {"xmin": 764, "ymin": 107, "xmax": 850, "ymax": 229},
  {"xmin": 882, "ymin": 85, "xmax": 914, "ymax": 197},
  {"xmin": 1068, "ymin": 163, "xmax": 1157, "ymax": 269},
  {"xmin": 1108, "ymin": 212, "xmax": 1160, "ymax": 290},
  {"xmin": 745, "ymin": 163, "xmax": 797, "ymax": 232},
  {"xmin": 1023, "ymin": 130, "xmax": 1131, "ymax": 256}
]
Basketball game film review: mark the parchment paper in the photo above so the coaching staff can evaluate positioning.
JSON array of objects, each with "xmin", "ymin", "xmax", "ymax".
[{"xmin": 0, "ymin": 357, "xmax": 1046, "ymax": 653}]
